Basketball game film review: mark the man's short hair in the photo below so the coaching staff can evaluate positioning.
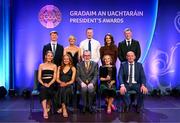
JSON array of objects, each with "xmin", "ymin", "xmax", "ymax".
[
  {"xmin": 50, "ymin": 31, "xmax": 58, "ymax": 35},
  {"xmin": 126, "ymin": 51, "xmax": 135, "ymax": 56},
  {"xmin": 86, "ymin": 28, "xmax": 93, "ymax": 32},
  {"xmin": 124, "ymin": 28, "xmax": 132, "ymax": 33},
  {"xmin": 83, "ymin": 50, "xmax": 91, "ymax": 55}
]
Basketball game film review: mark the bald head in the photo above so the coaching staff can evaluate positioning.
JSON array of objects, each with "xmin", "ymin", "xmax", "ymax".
[{"xmin": 126, "ymin": 51, "xmax": 136, "ymax": 63}]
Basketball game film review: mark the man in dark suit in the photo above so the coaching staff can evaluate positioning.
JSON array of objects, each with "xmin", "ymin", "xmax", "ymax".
[
  {"xmin": 118, "ymin": 51, "xmax": 148, "ymax": 113},
  {"xmin": 76, "ymin": 50, "xmax": 98, "ymax": 113},
  {"xmin": 118, "ymin": 28, "xmax": 141, "ymax": 62},
  {"xmin": 43, "ymin": 31, "xmax": 64, "ymax": 67}
]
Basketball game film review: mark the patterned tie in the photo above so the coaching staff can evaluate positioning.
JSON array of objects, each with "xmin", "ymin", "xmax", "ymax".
[
  {"xmin": 129, "ymin": 64, "xmax": 133, "ymax": 86},
  {"xmin": 88, "ymin": 40, "xmax": 91, "ymax": 52},
  {"xmin": 85, "ymin": 62, "xmax": 89, "ymax": 70}
]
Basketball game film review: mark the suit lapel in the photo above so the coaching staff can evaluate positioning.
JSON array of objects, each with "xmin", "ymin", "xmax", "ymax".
[
  {"xmin": 123, "ymin": 40, "xmax": 127, "ymax": 48},
  {"xmin": 122, "ymin": 41, "xmax": 129, "ymax": 52},
  {"xmin": 130, "ymin": 39, "xmax": 137, "ymax": 50},
  {"xmin": 130, "ymin": 39, "xmax": 134, "ymax": 48},
  {"xmin": 48, "ymin": 43, "xmax": 52, "ymax": 51},
  {"xmin": 82, "ymin": 62, "xmax": 86, "ymax": 72},
  {"xmin": 82, "ymin": 62, "xmax": 89, "ymax": 74},
  {"xmin": 134, "ymin": 62, "xmax": 138, "ymax": 81}
]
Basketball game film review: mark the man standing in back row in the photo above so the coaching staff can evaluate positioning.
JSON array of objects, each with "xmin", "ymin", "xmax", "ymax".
[
  {"xmin": 118, "ymin": 28, "xmax": 141, "ymax": 63},
  {"xmin": 43, "ymin": 31, "xmax": 64, "ymax": 67},
  {"xmin": 80, "ymin": 28, "xmax": 101, "ymax": 63}
]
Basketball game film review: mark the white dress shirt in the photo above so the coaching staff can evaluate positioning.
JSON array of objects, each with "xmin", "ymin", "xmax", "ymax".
[
  {"xmin": 127, "ymin": 62, "xmax": 137, "ymax": 84},
  {"xmin": 80, "ymin": 38, "xmax": 101, "ymax": 63},
  {"xmin": 126, "ymin": 39, "xmax": 132, "ymax": 46},
  {"xmin": 51, "ymin": 41, "xmax": 57, "ymax": 51}
]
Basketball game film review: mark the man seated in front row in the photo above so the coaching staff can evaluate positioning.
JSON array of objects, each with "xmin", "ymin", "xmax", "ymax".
[
  {"xmin": 118, "ymin": 51, "xmax": 148, "ymax": 113},
  {"xmin": 76, "ymin": 50, "xmax": 98, "ymax": 113}
]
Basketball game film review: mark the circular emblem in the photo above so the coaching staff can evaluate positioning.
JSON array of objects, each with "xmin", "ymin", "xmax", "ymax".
[
  {"xmin": 174, "ymin": 12, "xmax": 180, "ymax": 33},
  {"xmin": 39, "ymin": 5, "xmax": 62, "ymax": 28}
]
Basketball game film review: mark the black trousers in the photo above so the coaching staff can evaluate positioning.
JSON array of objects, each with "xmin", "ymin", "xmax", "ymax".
[
  {"xmin": 81, "ymin": 86, "xmax": 96, "ymax": 108},
  {"xmin": 122, "ymin": 84, "xmax": 143, "ymax": 108}
]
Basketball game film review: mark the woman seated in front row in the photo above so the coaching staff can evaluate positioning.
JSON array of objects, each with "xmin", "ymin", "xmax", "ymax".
[
  {"xmin": 38, "ymin": 50, "xmax": 57, "ymax": 119},
  {"xmin": 56, "ymin": 54, "xmax": 76, "ymax": 118},
  {"xmin": 100, "ymin": 55, "xmax": 117, "ymax": 114}
]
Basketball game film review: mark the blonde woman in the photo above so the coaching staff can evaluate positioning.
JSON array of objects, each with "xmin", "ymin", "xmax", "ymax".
[
  {"xmin": 100, "ymin": 55, "xmax": 117, "ymax": 114},
  {"xmin": 64, "ymin": 35, "xmax": 81, "ymax": 67}
]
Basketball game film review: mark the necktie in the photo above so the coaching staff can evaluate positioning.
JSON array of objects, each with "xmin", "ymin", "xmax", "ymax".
[
  {"xmin": 85, "ymin": 62, "xmax": 89, "ymax": 70},
  {"xmin": 127, "ymin": 41, "xmax": 130, "ymax": 48},
  {"xmin": 88, "ymin": 40, "xmax": 91, "ymax": 52},
  {"xmin": 52, "ymin": 44, "xmax": 56, "ymax": 55},
  {"xmin": 129, "ymin": 64, "xmax": 133, "ymax": 86}
]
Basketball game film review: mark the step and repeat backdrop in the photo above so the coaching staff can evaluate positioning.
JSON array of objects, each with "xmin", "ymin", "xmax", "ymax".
[{"xmin": 12, "ymin": 0, "xmax": 180, "ymax": 92}]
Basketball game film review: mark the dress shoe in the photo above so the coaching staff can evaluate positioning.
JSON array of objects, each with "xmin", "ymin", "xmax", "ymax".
[
  {"xmin": 57, "ymin": 108, "xmax": 62, "ymax": 114},
  {"xmin": 63, "ymin": 109, "xmax": 68, "ymax": 118},
  {"xmin": 82, "ymin": 107, "xmax": 86, "ymax": 113},
  {"xmin": 136, "ymin": 106, "xmax": 141, "ymax": 113},
  {"xmin": 111, "ymin": 104, "xmax": 116, "ymax": 111},
  {"xmin": 128, "ymin": 104, "xmax": 132, "ymax": 112},
  {"xmin": 89, "ymin": 106, "xmax": 94, "ymax": 114},
  {"xmin": 43, "ymin": 112, "xmax": 48, "ymax": 119},
  {"xmin": 123, "ymin": 105, "xmax": 129, "ymax": 113},
  {"xmin": 107, "ymin": 107, "xmax": 112, "ymax": 114}
]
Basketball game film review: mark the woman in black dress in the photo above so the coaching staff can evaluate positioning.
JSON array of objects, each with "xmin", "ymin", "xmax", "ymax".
[
  {"xmin": 100, "ymin": 55, "xmax": 117, "ymax": 114},
  {"xmin": 64, "ymin": 35, "xmax": 81, "ymax": 67},
  {"xmin": 56, "ymin": 54, "xmax": 76, "ymax": 117},
  {"xmin": 38, "ymin": 50, "xmax": 57, "ymax": 119}
]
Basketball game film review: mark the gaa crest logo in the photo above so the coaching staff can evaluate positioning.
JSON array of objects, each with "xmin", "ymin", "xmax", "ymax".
[{"xmin": 39, "ymin": 5, "xmax": 62, "ymax": 28}]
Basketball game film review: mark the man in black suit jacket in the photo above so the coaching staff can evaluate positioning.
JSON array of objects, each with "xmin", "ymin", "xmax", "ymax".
[
  {"xmin": 43, "ymin": 31, "xmax": 64, "ymax": 67},
  {"xmin": 118, "ymin": 51, "xmax": 148, "ymax": 113},
  {"xmin": 118, "ymin": 28, "xmax": 141, "ymax": 62},
  {"xmin": 76, "ymin": 50, "xmax": 98, "ymax": 113}
]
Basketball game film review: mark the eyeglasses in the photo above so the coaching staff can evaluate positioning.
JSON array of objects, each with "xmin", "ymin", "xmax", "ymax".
[{"xmin": 84, "ymin": 55, "xmax": 90, "ymax": 57}]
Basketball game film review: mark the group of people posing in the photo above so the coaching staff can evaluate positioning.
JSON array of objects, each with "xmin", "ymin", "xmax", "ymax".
[{"xmin": 38, "ymin": 28, "xmax": 148, "ymax": 119}]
